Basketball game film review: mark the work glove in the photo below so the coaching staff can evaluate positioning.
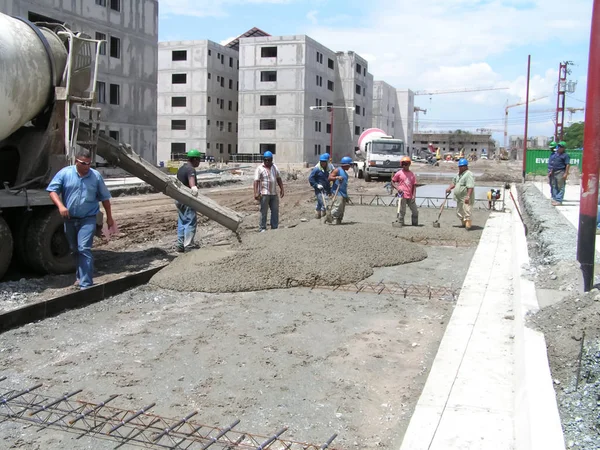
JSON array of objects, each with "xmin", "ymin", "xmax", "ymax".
[
  {"xmin": 317, "ymin": 184, "xmax": 324, "ymax": 190},
  {"xmin": 191, "ymin": 186, "xmax": 198, "ymax": 196}
]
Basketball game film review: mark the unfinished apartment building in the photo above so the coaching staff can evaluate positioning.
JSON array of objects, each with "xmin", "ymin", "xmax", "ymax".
[
  {"xmin": 0, "ymin": 0, "xmax": 159, "ymax": 162},
  {"xmin": 237, "ymin": 35, "xmax": 373, "ymax": 165},
  {"xmin": 157, "ymin": 40, "xmax": 240, "ymax": 163}
]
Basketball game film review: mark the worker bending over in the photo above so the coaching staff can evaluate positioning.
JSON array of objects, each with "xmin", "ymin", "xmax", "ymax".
[
  {"xmin": 328, "ymin": 156, "xmax": 353, "ymax": 225},
  {"xmin": 391, "ymin": 156, "xmax": 418, "ymax": 226},
  {"xmin": 176, "ymin": 149, "xmax": 201, "ymax": 252},
  {"xmin": 308, "ymin": 153, "xmax": 332, "ymax": 219},
  {"xmin": 446, "ymin": 158, "xmax": 475, "ymax": 230}
]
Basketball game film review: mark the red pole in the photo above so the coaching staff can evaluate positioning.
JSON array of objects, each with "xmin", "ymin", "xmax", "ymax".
[
  {"xmin": 577, "ymin": 0, "xmax": 600, "ymax": 291},
  {"xmin": 330, "ymin": 108, "xmax": 334, "ymax": 161},
  {"xmin": 522, "ymin": 55, "xmax": 531, "ymax": 180}
]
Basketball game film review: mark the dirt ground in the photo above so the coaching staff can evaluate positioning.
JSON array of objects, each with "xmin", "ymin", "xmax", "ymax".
[{"xmin": 519, "ymin": 183, "xmax": 600, "ymax": 449}]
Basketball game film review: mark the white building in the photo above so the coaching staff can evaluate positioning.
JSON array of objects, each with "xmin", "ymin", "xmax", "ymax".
[
  {"xmin": 237, "ymin": 35, "xmax": 373, "ymax": 165},
  {"xmin": 157, "ymin": 40, "xmax": 239, "ymax": 163},
  {"xmin": 1, "ymin": 0, "xmax": 159, "ymax": 162},
  {"xmin": 396, "ymin": 89, "xmax": 414, "ymax": 151},
  {"xmin": 413, "ymin": 131, "xmax": 495, "ymax": 158}
]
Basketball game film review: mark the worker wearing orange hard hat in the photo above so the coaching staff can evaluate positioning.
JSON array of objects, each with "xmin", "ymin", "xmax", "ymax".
[{"xmin": 391, "ymin": 156, "xmax": 418, "ymax": 226}]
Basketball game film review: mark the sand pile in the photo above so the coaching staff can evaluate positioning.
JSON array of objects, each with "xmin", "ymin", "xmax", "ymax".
[{"xmin": 150, "ymin": 222, "xmax": 427, "ymax": 293}]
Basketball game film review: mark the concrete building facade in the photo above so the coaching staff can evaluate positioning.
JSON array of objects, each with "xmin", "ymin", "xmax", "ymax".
[
  {"xmin": 372, "ymin": 81, "xmax": 401, "ymax": 137},
  {"xmin": 237, "ymin": 35, "xmax": 373, "ymax": 165},
  {"xmin": 413, "ymin": 131, "xmax": 495, "ymax": 158},
  {"xmin": 0, "ymin": 0, "xmax": 159, "ymax": 162},
  {"xmin": 396, "ymin": 89, "xmax": 414, "ymax": 151},
  {"xmin": 157, "ymin": 40, "xmax": 239, "ymax": 163}
]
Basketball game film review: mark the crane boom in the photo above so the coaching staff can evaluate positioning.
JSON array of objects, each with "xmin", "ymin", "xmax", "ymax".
[
  {"xmin": 504, "ymin": 96, "xmax": 548, "ymax": 149},
  {"xmin": 414, "ymin": 86, "xmax": 509, "ymax": 96}
]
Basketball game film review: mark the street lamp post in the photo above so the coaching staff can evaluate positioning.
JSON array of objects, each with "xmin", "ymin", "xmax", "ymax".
[{"xmin": 309, "ymin": 105, "xmax": 354, "ymax": 161}]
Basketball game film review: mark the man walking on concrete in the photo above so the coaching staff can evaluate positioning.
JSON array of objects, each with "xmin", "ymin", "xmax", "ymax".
[
  {"xmin": 254, "ymin": 151, "xmax": 284, "ymax": 232},
  {"xmin": 328, "ymin": 156, "xmax": 353, "ymax": 225},
  {"xmin": 309, "ymin": 153, "xmax": 332, "ymax": 219},
  {"xmin": 47, "ymin": 149, "xmax": 114, "ymax": 289},
  {"xmin": 391, "ymin": 156, "xmax": 418, "ymax": 226},
  {"xmin": 175, "ymin": 149, "xmax": 201, "ymax": 252},
  {"xmin": 446, "ymin": 158, "xmax": 475, "ymax": 230},
  {"xmin": 549, "ymin": 141, "xmax": 570, "ymax": 206}
]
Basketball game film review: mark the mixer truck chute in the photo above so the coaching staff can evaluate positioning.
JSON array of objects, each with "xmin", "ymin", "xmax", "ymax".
[
  {"xmin": 0, "ymin": 12, "xmax": 243, "ymax": 280},
  {"xmin": 353, "ymin": 128, "xmax": 407, "ymax": 182}
]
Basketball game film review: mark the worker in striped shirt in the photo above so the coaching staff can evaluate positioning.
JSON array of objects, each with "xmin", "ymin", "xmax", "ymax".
[{"xmin": 253, "ymin": 151, "xmax": 284, "ymax": 232}]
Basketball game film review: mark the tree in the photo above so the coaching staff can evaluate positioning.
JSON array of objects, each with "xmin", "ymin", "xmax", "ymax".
[{"xmin": 563, "ymin": 122, "xmax": 584, "ymax": 148}]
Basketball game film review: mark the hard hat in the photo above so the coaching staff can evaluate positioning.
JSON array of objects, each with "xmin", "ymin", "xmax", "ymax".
[
  {"xmin": 458, "ymin": 158, "xmax": 469, "ymax": 167},
  {"xmin": 557, "ymin": 141, "xmax": 567, "ymax": 148},
  {"xmin": 340, "ymin": 156, "xmax": 353, "ymax": 165},
  {"xmin": 549, "ymin": 141, "xmax": 557, "ymax": 149},
  {"xmin": 263, "ymin": 151, "xmax": 274, "ymax": 159},
  {"xmin": 319, "ymin": 153, "xmax": 330, "ymax": 162},
  {"xmin": 401, "ymin": 156, "xmax": 412, "ymax": 164},
  {"xmin": 187, "ymin": 149, "xmax": 201, "ymax": 158}
]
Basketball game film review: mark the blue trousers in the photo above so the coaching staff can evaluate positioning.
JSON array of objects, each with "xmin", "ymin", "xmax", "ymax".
[
  {"xmin": 315, "ymin": 190, "xmax": 327, "ymax": 212},
  {"xmin": 550, "ymin": 171, "xmax": 566, "ymax": 203},
  {"xmin": 260, "ymin": 195, "xmax": 279, "ymax": 231},
  {"xmin": 64, "ymin": 216, "xmax": 97, "ymax": 288},
  {"xmin": 176, "ymin": 202, "xmax": 197, "ymax": 247}
]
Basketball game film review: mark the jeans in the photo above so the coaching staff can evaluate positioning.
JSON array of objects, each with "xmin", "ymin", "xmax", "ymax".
[
  {"xmin": 551, "ymin": 171, "xmax": 566, "ymax": 203},
  {"xmin": 260, "ymin": 195, "xmax": 279, "ymax": 231},
  {"xmin": 315, "ymin": 190, "xmax": 327, "ymax": 212},
  {"xmin": 64, "ymin": 216, "xmax": 97, "ymax": 288},
  {"xmin": 176, "ymin": 202, "xmax": 197, "ymax": 248}
]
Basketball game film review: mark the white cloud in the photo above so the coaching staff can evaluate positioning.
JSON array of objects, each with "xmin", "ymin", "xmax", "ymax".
[
  {"xmin": 306, "ymin": 10, "xmax": 318, "ymax": 25},
  {"xmin": 160, "ymin": 0, "xmax": 293, "ymax": 18}
]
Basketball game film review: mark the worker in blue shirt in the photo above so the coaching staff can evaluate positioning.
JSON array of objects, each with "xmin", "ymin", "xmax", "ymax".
[
  {"xmin": 47, "ymin": 149, "xmax": 114, "ymax": 289},
  {"xmin": 308, "ymin": 153, "xmax": 332, "ymax": 219},
  {"xmin": 548, "ymin": 141, "xmax": 570, "ymax": 206}
]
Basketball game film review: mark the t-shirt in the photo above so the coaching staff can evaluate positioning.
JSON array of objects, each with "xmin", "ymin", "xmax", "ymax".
[
  {"xmin": 452, "ymin": 170, "xmax": 475, "ymax": 202},
  {"xmin": 177, "ymin": 163, "xmax": 197, "ymax": 188},
  {"xmin": 550, "ymin": 152, "xmax": 570, "ymax": 172},
  {"xmin": 254, "ymin": 164, "xmax": 281, "ymax": 195},
  {"xmin": 391, "ymin": 169, "xmax": 417, "ymax": 199}
]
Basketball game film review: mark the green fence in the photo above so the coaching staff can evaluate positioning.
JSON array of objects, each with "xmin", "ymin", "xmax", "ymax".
[{"xmin": 525, "ymin": 149, "xmax": 583, "ymax": 176}]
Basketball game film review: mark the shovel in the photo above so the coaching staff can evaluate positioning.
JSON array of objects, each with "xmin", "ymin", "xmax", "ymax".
[{"xmin": 433, "ymin": 193, "xmax": 450, "ymax": 228}]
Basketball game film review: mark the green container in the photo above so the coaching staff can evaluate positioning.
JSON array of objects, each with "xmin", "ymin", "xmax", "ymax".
[{"xmin": 525, "ymin": 149, "xmax": 583, "ymax": 176}]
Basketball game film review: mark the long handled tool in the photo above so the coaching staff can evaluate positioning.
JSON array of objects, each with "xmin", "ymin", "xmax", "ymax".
[{"xmin": 433, "ymin": 193, "xmax": 450, "ymax": 228}]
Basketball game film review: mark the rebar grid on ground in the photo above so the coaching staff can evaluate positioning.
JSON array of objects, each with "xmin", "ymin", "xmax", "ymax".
[
  {"xmin": 353, "ymin": 194, "xmax": 505, "ymax": 211},
  {"xmin": 308, "ymin": 279, "xmax": 460, "ymax": 300},
  {"xmin": 0, "ymin": 381, "xmax": 339, "ymax": 450}
]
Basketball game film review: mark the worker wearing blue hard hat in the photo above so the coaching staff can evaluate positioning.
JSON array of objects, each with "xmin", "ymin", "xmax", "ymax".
[
  {"xmin": 308, "ymin": 153, "xmax": 333, "ymax": 219},
  {"xmin": 327, "ymin": 156, "xmax": 353, "ymax": 225},
  {"xmin": 254, "ymin": 151, "xmax": 284, "ymax": 232},
  {"xmin": 446, "ymin": 158, "xmax": 475, "ymax": 230}
]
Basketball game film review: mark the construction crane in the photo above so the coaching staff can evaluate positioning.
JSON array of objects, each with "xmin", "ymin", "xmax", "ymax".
[
  {"xmin": 414, "ymin": 86, "xmax": 509, "ymax": 96},
  {"xmin": 504, "ymin": 96, "xmax": 547, "ymax": 149},
  {"xmin": 413, "ymin": 106, "xmax": 427, "ymax": 132},
  {"xmin": 566, "ymin": 107, "xmax": 585, "ymax": 125}
]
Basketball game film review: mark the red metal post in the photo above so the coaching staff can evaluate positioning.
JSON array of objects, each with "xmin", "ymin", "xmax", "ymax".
[
  {"xmin": 577, "ymin": 0, "xmax": 600, "ymax": 291},
  {"xmin": 555, "ymin": 63, "xmax": 568, "ymax": 141},
  {"xmin": 522, "ymin": 55, "xmax": 531, "ymax": 180}
]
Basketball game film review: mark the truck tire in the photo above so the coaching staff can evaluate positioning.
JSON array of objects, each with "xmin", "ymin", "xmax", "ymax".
[
  {"xmin": 364, "ymin": 172, "xmax": 372, "ymax": 182},
  {"xmin": 0, "ymin": 216, "xmax": 13, "ymax": 280},
  {"xmin": 12, "ymin": 210, "xmax": 35, "ymax": 270},
  {"xmin": 27, "ymin": 208, "xmax": 75, "ymax": 275}
]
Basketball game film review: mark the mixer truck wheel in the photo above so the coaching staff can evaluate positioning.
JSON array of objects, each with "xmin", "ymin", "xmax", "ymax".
[
  {"xmin": 0, "ymin": 216, "xmax": 13, "ymax": 280},
  {"xmin": 27, "ymin": 208, "xmax": 76, "ymax": 275},
  {"xmin": 12, "ymin": 210, "xmax": 35, "ymax": 270}
]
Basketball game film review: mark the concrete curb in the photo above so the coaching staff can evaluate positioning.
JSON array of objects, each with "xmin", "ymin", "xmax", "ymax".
[{"xmin": 510, "ymin": 185, "xmax": 565, "ymax": 450}]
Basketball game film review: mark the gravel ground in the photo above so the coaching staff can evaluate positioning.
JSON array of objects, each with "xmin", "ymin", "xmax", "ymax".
[{"xmin": 519, "ymin": 182, "xmax": 600, "ymax": 449}]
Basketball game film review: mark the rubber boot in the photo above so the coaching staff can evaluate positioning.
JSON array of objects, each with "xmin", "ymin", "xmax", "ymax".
[
  {"xmin": 412, "ymin": 216, "xmax": 419, "ymax": 226},
  {"xmin": 335, "ymin": 218, "xmax": 342, "ymax": 225},
  {"xmin": 315, "ymin": 210, "xmax": 322, "ymax": 219},
  {"xmin": 465, "ymin": 219, "xmax": 472, "ymax": 230}
]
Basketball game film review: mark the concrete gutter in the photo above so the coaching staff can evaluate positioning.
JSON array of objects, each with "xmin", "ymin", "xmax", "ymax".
[
  {"xmin": 510, "ymin": 185, "xmax": 565, "ymax": 450},
  {"xmin": 399, "ymin": 188, "xmax": 564, "ymax": 449}
]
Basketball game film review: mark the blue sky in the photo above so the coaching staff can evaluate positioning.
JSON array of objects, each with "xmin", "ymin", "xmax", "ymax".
[{"xmin": 159, "ymin": 0, "xmax": 593, "ymax": 145}]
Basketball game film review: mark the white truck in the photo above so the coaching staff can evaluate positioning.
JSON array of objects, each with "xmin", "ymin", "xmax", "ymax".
[
  {"xmin": 0, "ymin": 12, "xmax": 242, "ymax": 280},
  {"xmin": 353, "ymin": 128, "xmax": 407, "ymax": 182}
]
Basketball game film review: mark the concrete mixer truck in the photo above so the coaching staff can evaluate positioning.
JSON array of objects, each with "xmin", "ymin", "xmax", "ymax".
[
  {"xmin": 0, "ymin": 12, "xmax": 242, "ymax": 280},
  {"xmin": 353, "ymin": 128, "xmax": 407, "ymax": 182}
]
